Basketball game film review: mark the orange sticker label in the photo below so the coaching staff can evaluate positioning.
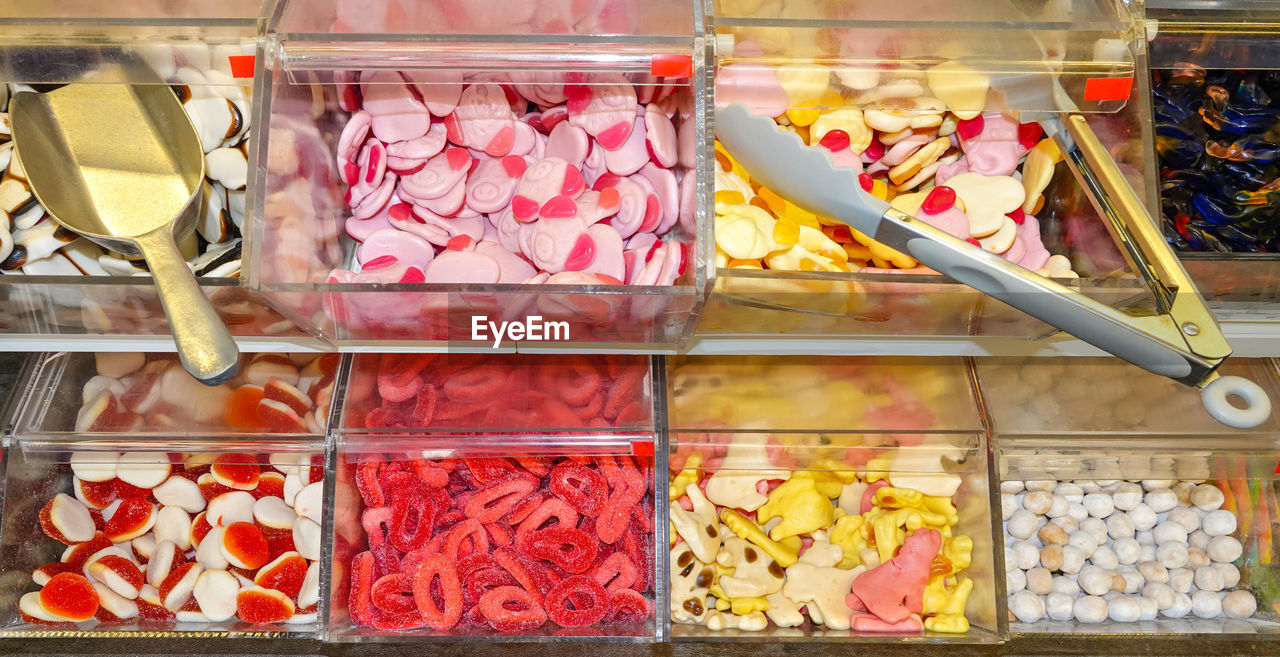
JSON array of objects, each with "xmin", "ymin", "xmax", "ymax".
[
  {"xmin": 1083, "ymin": 76, "xmax": 1133, "ymax": 102},
  {"xmin": 229, "ymin": 55, "xmax": 256, "ymax": 79},
  {"xmin": 651, "ymin": 54, "xmax": 693, "ymax": 78}
]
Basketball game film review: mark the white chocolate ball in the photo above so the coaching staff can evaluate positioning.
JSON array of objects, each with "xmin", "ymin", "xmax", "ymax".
[
  {"xmin": 1191, "ymin": 484, "xmax": 1224, "ymax": 511},
  {"xmin": 1191, "ymin": 589, "xmax": 1222, "ymax": 619},
  {"xmin": 1164, "ymin": 592, "xmax": 1193, "ymax": 618},
  {"xmin": 1168, "ymin": 567, "xmax": 1194, "ymax": 594},
  {"xmin": 1113, "ymin": 537, "xmax": 1141, "ymax": 565},
  {"xmin": 1217, "ymin": 562, "xmax": 1241, "ymax": 589},
  {"xmin": 1001, "ymin": 493, "xmax": 1017, "ymax": 521},
  {"xmin": 1118, "ymin": 567, "xmax": 1146, "ymax": 594},
  {"xmin": 1077, "ymin": 481, "xmax": 1102, "ymax": 493},
  {"xmin": 1208, "ymin": 535, "xmax": 1243, "ymax": 563},
  {"xmin": 1108, "ymin": 595, "xmax": 1141, "ymax": 622},
  {"xmin": 1045, "ymin": 592, "xmax": 1075, "ymax": 621},
  {"xmin": 1153, "ymin": 521, "xmax": 1188, "ymax": 545},
  {"xmin": 1143, "ymin": 581, "xmax": 1176, "ymax": 610},
  {"xmin": 1137, "ymin": 596, "xmax": 1159, "ymax": 621},
  {"xmin": 1137, "ymin": 561, "xmax": 1168, "ymax": 584},
  {"xmin": 1023, "ymin": 491, "xmax": 1053, "ymax": 515},
  {"xmin": 1046, "ymin": 495, "xmax": 1070, "ymax": 519},
  {"xmin": 1187, "ymin": 547, "xmax": 1210, "ymax": 569},
  {"xmin": 1040, "ymin": 544, "xmax": 1064, "ymax": 571},
  {"xmin": 1001, "ymin": 480, "xmax": 1026, "ymax": 494},
  {"xmin": 1128, "ymin": 503, "xmax": 1157, "ymax": 531},
  {"xmin": 1007, "ymin": 568, "xmax": 1027, "ymax": 593},
  {"xmin": 1194, "ymin": 565, "xmax": 1225, "ymax": 592},
  {"xmin": 1052, "ymin": 575, "xmax": 1080, "ymax": 596},
  {"xmin": 1067, "ymin": 531, "xmax": 1098, "ymax": 557},
  {"xmin": 1222, "ymin": 590, "xmax": 1257, "ymax": 619},
  {"xmin": 1078, "ymin": 565, "xmax": 1113, "ymax": 596},
  {"xmin": 1142, "ymin": 479, "xmax": 1174, "ymax": 491},
  {"xmin": 1010, "ymin": 540, "xmax": 1040, "ymax": 570},
  {"xmin": 1073, "ymin": 595, "xmax": 1109, "ymax": 624},
  {"xmin": 1202, "ymin": 509, "xmax": 1237, "ymax": 537},
  {"xmin": 1058, "ymin": 514, "xmax": 1081, "ymax": 532},
  {"xmin": 1083, "ymin": 493, "xmax": 1115, "ymax": 518},
  {"xmin": 1144, "ymin": 489, "xmax": 1178, "ymax": 514},
  {"xmin": 1060, "ymin": 545, "xmax": 1087, "ymax": 574},
  {"xmin": 1140, "ymin": 543, "xmax": 1158, "ymax": 563},
  {"xmin": 1157, "ymin": 542, "xmax": 1189, "ymax": 569},
  {"xmin": 1091, "ymin": 544, "xmax": 1119, "ymax": 570},
  {"xmin": 1106, "ymin": 513, "xmax": 1136, "ymax": 540},
  {"xmin": 1167, "ymin": 507, "xmax": 1201, "ymax": 533},
  {"xmin": 1054, "ymin": 482, "xmax": 1084, "ymax": 503},
  {"xmin": 1135, "ymin": 529, "xmax": 1155, "ymax": 545},
  {"xmin": 1007, "ymin": 509, "xmax": 1041, "ymax": 540},
  {"xmin": 1026, "ymin": 567, "xmax": 1054, "ymax": 595},
  {"xmin": 1111, "ymin": 482, "xmax": 1143, "ymax": 511},
  {"xmin": 1080, "ymin": 517, "xmax": 1108, "ymax": 544},
  {"xmin": 1010, "ymin": 590, "xmax": 1045, "ymax": 622},
  {"xmin": 1188, "ymin": 529, "xmax": 1210, "ymax": 551}
]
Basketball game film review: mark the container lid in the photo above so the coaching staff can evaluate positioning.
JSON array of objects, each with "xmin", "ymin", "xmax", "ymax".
[
  {"xmin": 711, "ymin": 0, "xmax": 1140, "ymax": 114},
  {"xmin": 267, "ymin": 0, "xmax": 696, "ymax": 81},
  {"xmin": 0, "ymin": 0, "xmax": 262, "ymax": 85},
  {"xmin": 1149, "ymin": 0, "xmax": 1280, "ymax": 69}
]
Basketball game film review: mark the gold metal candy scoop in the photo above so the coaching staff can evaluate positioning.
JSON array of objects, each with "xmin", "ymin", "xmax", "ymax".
[{"xmin": 10, "ymin": 63, "xmax": 239, "ymax": 385}]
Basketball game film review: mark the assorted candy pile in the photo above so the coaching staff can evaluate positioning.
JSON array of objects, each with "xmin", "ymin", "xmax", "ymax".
[
  {"xmin": 713, "ymin": 58, "xmax": 1076, "ymax": 278},
  {"xmin": 0, "ymin": 56, "xmax": 249, "ymax": 278},
  {"xmin": 1004, "ymin": 477, "xmax": 1257, "ymax": 624},
  {"xmin": 347, "ymin": 353, "xmax": 651, "ymax": 431},
  {"xmin": 347, "ymin": 455, "xmax": 655, "ymax": 633},
  {"xmin": 669, "ymin": 436, "xmax": 975, "ymax": 634},
  {"xmin": 328, "ymin": 73, "xmax": 695, "ymax": 287},
  {"xmin": 21, "ymin": 450, "xmax": 323, "ymax": 626},
  {"xmin": 74, "ymin": 353, "xmax": 337, "ymax": 435},
  {"xmin": 1153, "ymin": 67, "xmax": 1280, "ymax": 252}
]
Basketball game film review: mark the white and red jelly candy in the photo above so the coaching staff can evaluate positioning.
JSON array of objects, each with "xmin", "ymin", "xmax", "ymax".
[{"xmin": 24, "ymin": 451, "xmax": 324, "ymax": 626}]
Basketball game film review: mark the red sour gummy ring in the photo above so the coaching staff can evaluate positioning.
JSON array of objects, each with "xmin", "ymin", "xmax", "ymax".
[
  {"xmin": 371, "ymin": 573, "xmax": 420, "ymax": 616},
  {"xmin": 349, "ymin": 551, "xmax": 376, "ymax": 626},
  {"xmin": 464, "ymin": 476, "xmax": 538, "ymax": 524},
  {"xmin": 410, "ymin": 460, "xmax": 448, "ymax": 488},
  {"xmin": 606, "ymin": 588, "xmax": 651, "ymax": 623},
  {"xmin": 412, "ymin": 555, "xmax": 463, "ymax": 631},
  {"xmin": 534, "ymin": 356, "xmax": 601, "ymax": 407},
  {"xmin": 389, "ymin": 494, "xmax": 438, "ymax": 553},
  {"xmin": 515, "ymin": 498, "xmax": 579, "ymax": 548},
  {"xmin": 463, "ymin": 458, "xmax": 516, "ymax": 487},
  {"xmin": 523, "ymin": 527, "xmax": 598, "ymax": 574},
  {"xmin": 549, "ymin": 462, "xmax": 606, "ymax": 517},
  {"xmin": 592, "ymin": 552, "xmax": 638, "ymax": 592},
  {"xmin": 441, "ymin": 364, "xmax": 509, "ymax": 402},
  {"xmin": 478, "ymin": 585, "xmax": 548, "ymax": 632},
  {"xmin": 543, "ymin": 575, "xmax": 609, "ymax": 628},
  {"xmin": 443, "ymin": 519, "xmax": 490, "ymax": 562}
]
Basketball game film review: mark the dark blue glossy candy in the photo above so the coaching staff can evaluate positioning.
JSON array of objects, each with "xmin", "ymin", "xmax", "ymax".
[{"xmin": 1153, "ymin": 68, "xmax": 1280, "ymax": 252}]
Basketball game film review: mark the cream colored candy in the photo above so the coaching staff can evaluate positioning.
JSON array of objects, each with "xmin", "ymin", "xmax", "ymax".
[
  {"xmin": 1021, "ymin": 139, "xmax": 1062, "ymax": 214},
  {"xmin": 926, "ymin": 62, "xmax": 989, "ymax": 120},
  {"xmin": 671, "ymin": 484, "xmax": 723, "ymax": 563},
  {"xmin": 670, "ymin": 542, "xmax": 711, "ymax": 624},
  {"xmin": 717, "ymin": 535, "xmax": 785, "ymax": 598},
  {"xmin": 777, "ymin": 63, "xmax": 831, "ymax": 105},
  {"xmin": 888, "ymin": 137, "xmax": 950, "ymax": 186},
  {"xmin": 705, "ymin": 609, "xmax": 768, "ymax": 631},
  {"xmin": 716, "ymin": 204, "xmax": 777, "ymax": 261},
  {"xmin": 944, "ymin": 173, "xmax": 1025, "ymax": 238},
  {"xmin": 978, "ymin": 217, "xmax": 1018, "ymax": 254},
  {"xmin": 765, "ymin": 590, "xmax": 805, "ymax": 628},
  {"xmin": 835, "ymin": 69, "xmax": 880, "ymax": 91},
  {"xmin": 782, "ymin": 562, "xmax": 864, "ymax": 630},
  {"xmin": 704, "ymin": 439, "xmax": 791, "ymax": 512},
  {"xmin": 852, "ymin": 78, "xmax": 925, "ymax": 106},
  {"xmin": 810, "ymin": 109, "xmax": 873, "ymax": 154}
]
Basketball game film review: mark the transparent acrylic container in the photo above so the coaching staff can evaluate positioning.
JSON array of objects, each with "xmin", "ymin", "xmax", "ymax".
[
  {"xmin": 247, "ymin": 0, "xmax": 709, "ymax": 349},
  {"xmin": 699, "ymin": 0, "xmax": 1166, "ymax": 340},
  {"xmin": 327, "ymin": 353, "xmax": 661, "ymax": 640},
  {"xmin": 0, "ymin": 1, "xmax": 307, "ymax": 339},
  {"xmin": 979, "ymin": 357, "xmax": 1280, "ymax": 636},
  {"xmin": 664, "ymin": 356, "xmax": 1002, "ymax": 642},
  {"xmin": 1146, "ymin": 0, "xmax": 1280, "ymax": 311}
]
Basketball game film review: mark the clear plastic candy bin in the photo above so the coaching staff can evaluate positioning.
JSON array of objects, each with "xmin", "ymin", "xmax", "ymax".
[
  {"xmin": 248, "ymin": 0, "xmax": 708, "ymax": 349},
  {"xmin": 665, "ymin": 356, "xmax": 1001, "ymax": 642},
  {"xmin": 980, "ymin": 357, "xmax": 1280, "ymax": 636},
  {"xmin": 0, "ymin": 0, "xmax": 304, "ymax": 339},
  {"xmin": 328, "ymin": 353, "xmax": 661, "ymax": 640},
  {"xmin": 0, "ymin": 350, "xmax": 338, "ymax": 636},
  {"xmin": 699, "ymin": 0, "xmax": 1163, "ymax": 340}
]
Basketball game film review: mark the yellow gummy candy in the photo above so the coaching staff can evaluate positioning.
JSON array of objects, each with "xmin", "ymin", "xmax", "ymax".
[
  {"xmin": 669, "ymin": 455, "xmax": 702, "ymax": 501},
  {"xmin": 830, "ymin": 514, "xmax": 867, "ymax": 568},
  {"xmin": 731, "ymin": 596, "xmax": 771, "ymax": 615},
  {"xmin": 721, "ymin": 509, "xmax": 800, "ymax": 567},
  {"xmin": 757, "ymin": 477, "xmax": 833, "ymax": 541},
  {"xmin": 715, "ymin": 190, "xmax": 746, "ymax": 205},
  {"xmin": 772, "ymin": 218, "xmax": 800, "ymax": 248},
  {"xmin": 944, "ymin": 534, "xmax": 974, "ymax": 571},
  {"xmin": 874, "ymin": 486, "xmax": 925, "ymax": 510},
  {"xmin": 787, "ymin": 105, "xmax": 821, "ymax": 127}
]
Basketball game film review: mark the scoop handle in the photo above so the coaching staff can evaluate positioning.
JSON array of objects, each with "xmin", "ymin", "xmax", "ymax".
[{"xmin": 135, "ymin": 228, "xmax": 239, "ymax": 386}]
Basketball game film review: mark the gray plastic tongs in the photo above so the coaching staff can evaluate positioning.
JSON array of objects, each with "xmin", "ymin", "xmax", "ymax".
[{"xmin": 715, "ymin": 100, "xmax": 1272, "ymax": 429}]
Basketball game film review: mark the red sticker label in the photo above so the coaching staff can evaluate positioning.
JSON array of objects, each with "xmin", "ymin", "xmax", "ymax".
[
  {"xmin": 1083, "ymin": 76, "xmax": 1133, "ymax": 102},
  {"xmin": 631, "ymin": 440, "xmax": 655, "ymax": 457},
  {"xmin": 229, "ymin": 55, "xmax": 256, "ymax": 79},
  {"xmin": 651, "ymin": 54, "xmax": 693, "ymax": 78}
]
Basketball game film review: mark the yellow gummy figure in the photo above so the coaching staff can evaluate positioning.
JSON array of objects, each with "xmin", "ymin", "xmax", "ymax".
[
  {"xmin": 668, "ymin": 453, "xmax": 702, "ymax": 501},
  {"xmin": 874, "ymin": 486, "xmax": 924, "ymax": 510},
  {"xmin": 829, "ymin": 514, "xmax": 868, "ymax": 568},
  {"xmin": 757, "ymin": 477, "xmax": 833, "ymax": 541},
  {"xmin": 792, "ymin": 469, "xmax": 854, "ymax": 500},
  {"xmin": 721, "ymin": 509, "xmax": 800, "ymax": 567},
  {"xmin": 944, "ymin": 534, "xmax": 974, "ymax": 571},
  {"xmin": 922, "ymin": 495, "xmax": 960, "ymax": 526},
  {"xmin": 922, "ymin": 577, "xmax": 973, "ymax": 634},
  {"xmin": 731, "ymin": 596, "xmax": 771, "ymax": 615}
]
